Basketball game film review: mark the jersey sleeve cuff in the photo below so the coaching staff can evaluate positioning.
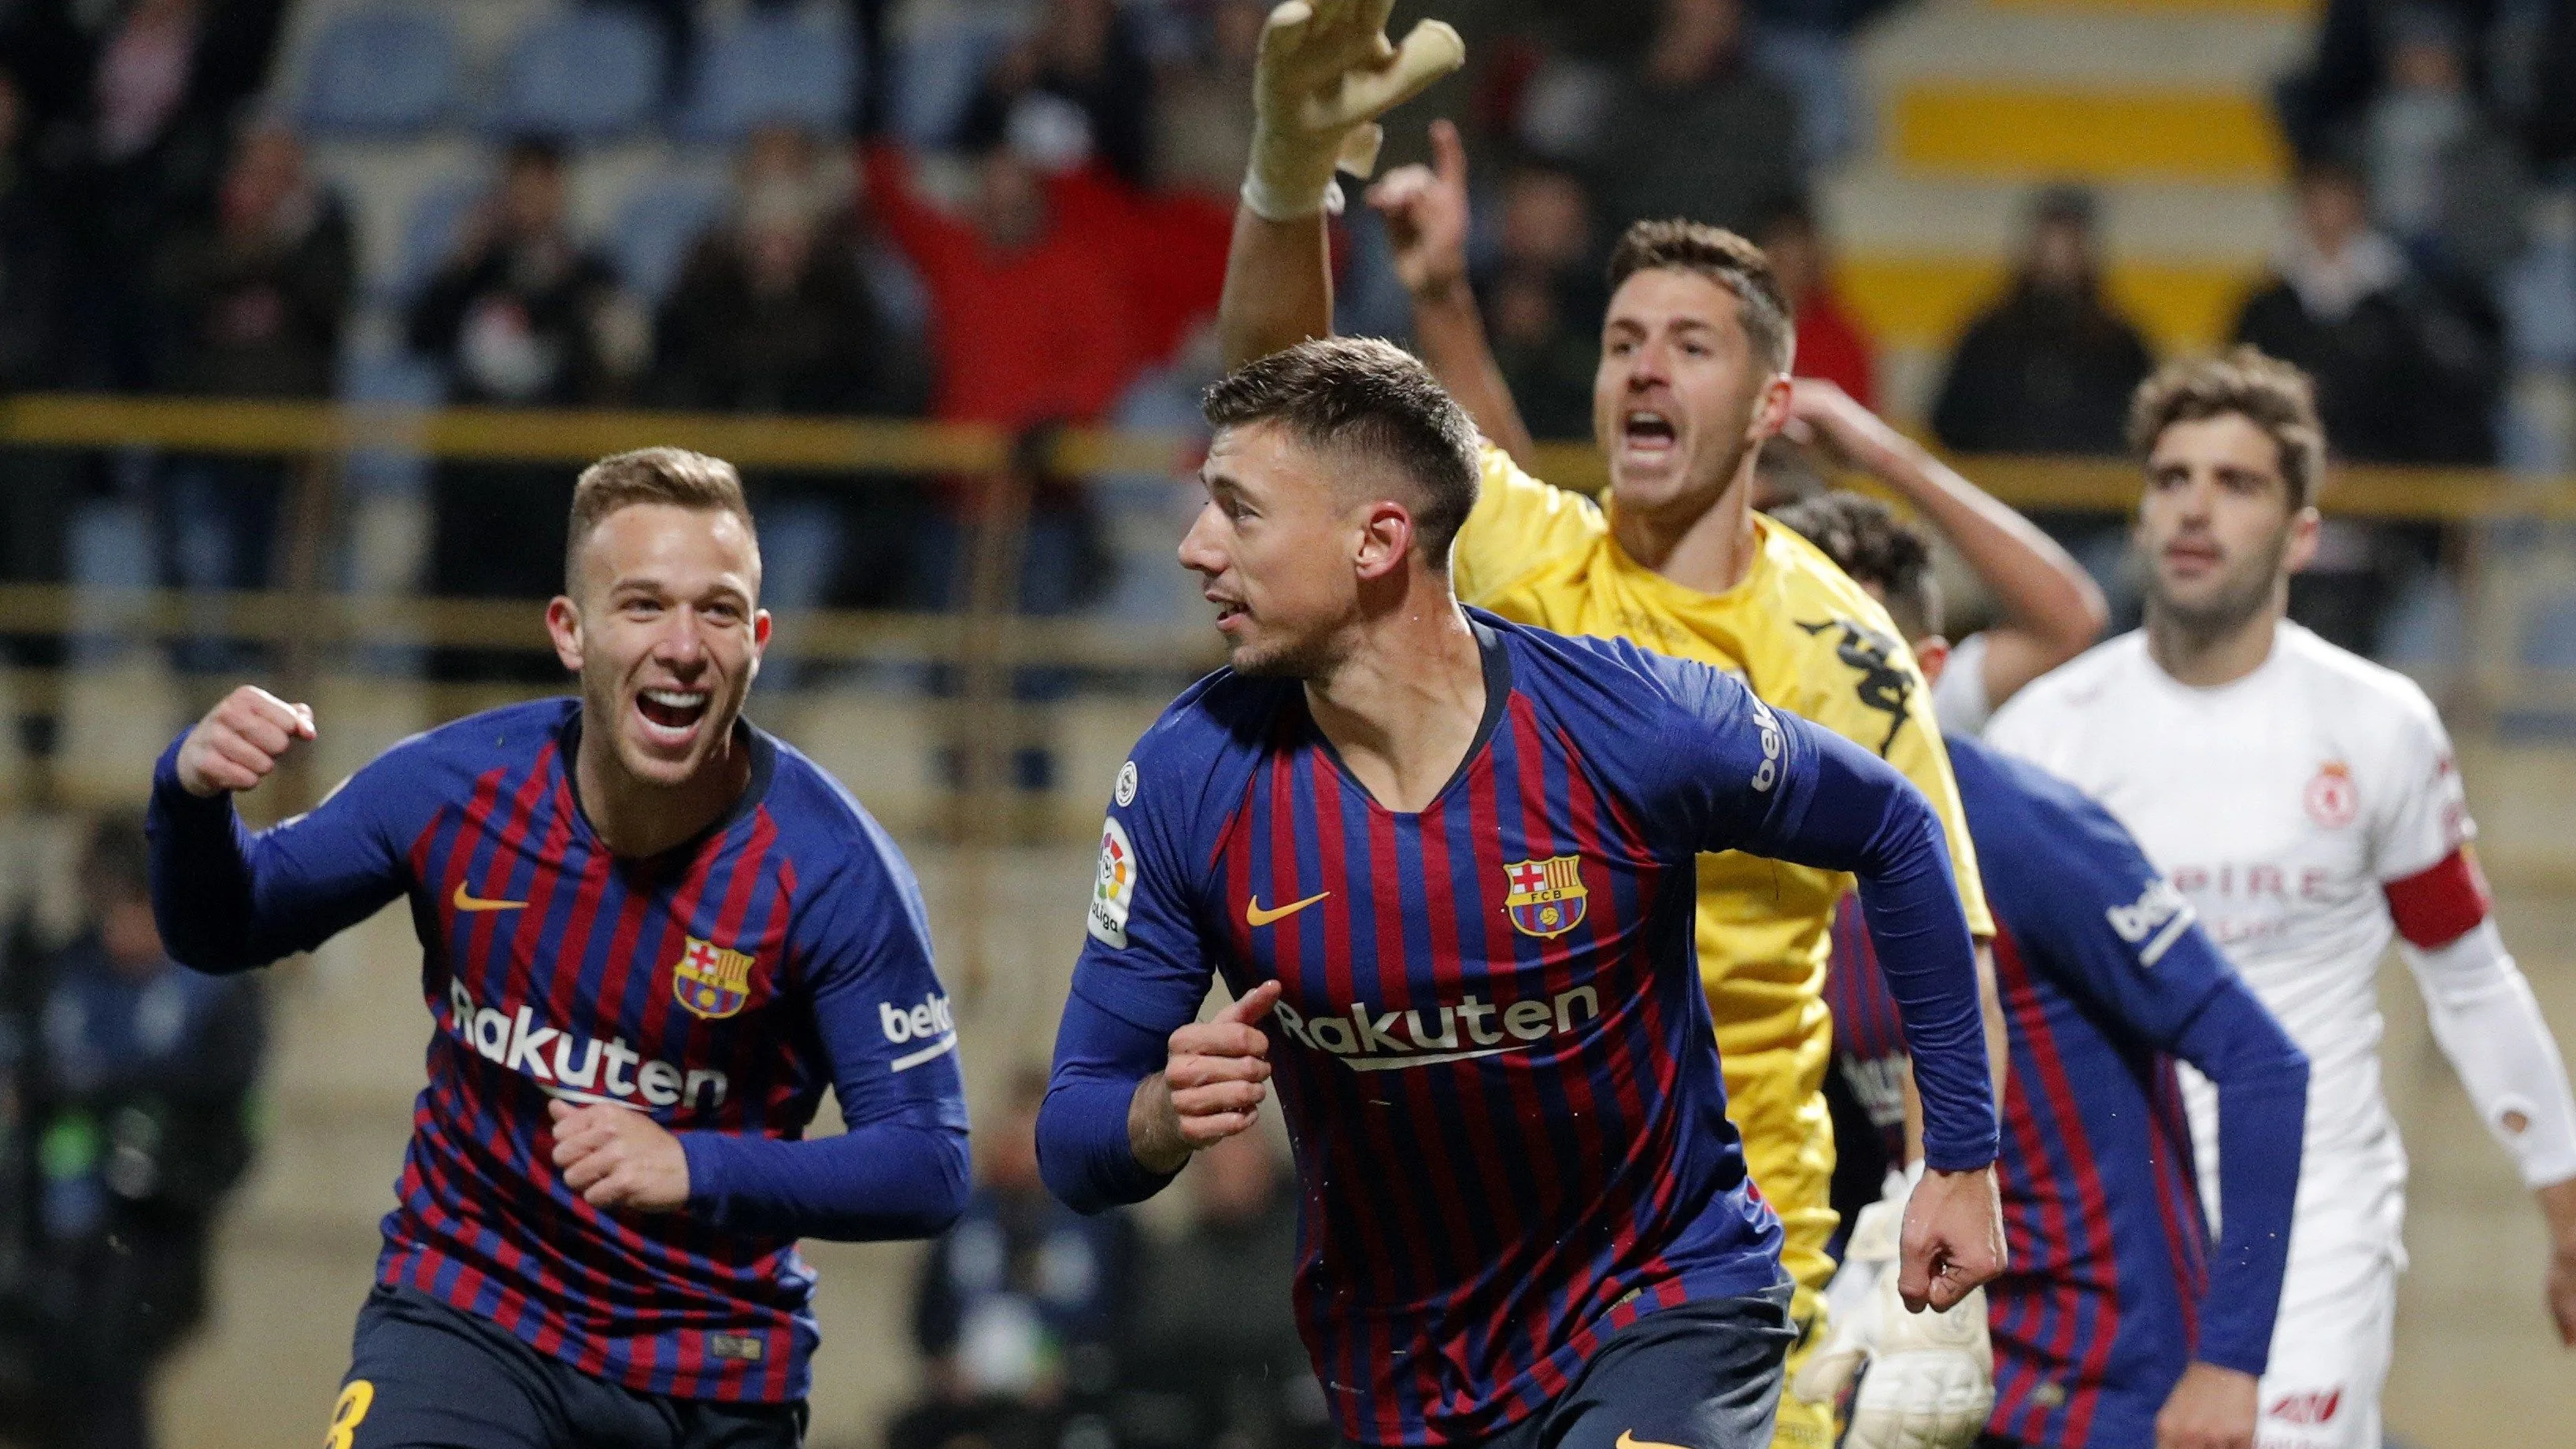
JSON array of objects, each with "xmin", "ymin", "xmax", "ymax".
[
  {"xmin": 1922, "ymin": 1136, "xmax": 1998, "ymax": 1174},
  {"xmin": 678, "ymin": 1131, "xmax": 738, "ymax": 1222}
]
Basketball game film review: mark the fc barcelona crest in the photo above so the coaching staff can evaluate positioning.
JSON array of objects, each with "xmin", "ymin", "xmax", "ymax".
[
  {"xmin": 1504, "ymin": 856, "xmax": 1589, "ymax": 938},
  {"xmin": 672, "ymin": 936, "xmax": 756, "ymax": 1020}
]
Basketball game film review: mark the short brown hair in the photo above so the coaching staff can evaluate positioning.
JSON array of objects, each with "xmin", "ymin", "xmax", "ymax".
[
  {"xmin": 1768, "ymin": 492, "xmax": 1942, "ymax": 641},
  {"xmin": 1201, "ymin": 337, "xmax": 1482, "ymax": 566},
  {"xmin": 565, "ymin": 446, "xmax": 757, "ymax": 591},
  {"xmin": 2126, "ymin": 347, "xmax": 2326, "ymax": 510},
  {"xmin": 1606, "ymin": 220, "xmax": 1794, "ymax": 376}
]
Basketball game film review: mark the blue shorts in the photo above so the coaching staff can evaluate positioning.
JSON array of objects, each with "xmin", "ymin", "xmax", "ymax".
[
  {"xmin": 328, "ymin": 1286, "xmax": 805, "ymax": 1449},
  {"xmin": 1346, "ymin": 1288, "xmax": 1799, "ymax": 1449}
]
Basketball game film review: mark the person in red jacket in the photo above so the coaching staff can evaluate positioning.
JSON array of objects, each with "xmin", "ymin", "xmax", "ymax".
[
  {"xmin": 862, "ymin": 134, "xmax": 1142, "ymax": 432},
  {"xmin": 1756, "ymin": 194, "xmax": 1877, "ymax": 409}
]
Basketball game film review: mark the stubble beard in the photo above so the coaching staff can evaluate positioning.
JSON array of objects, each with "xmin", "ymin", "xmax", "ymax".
[{"xmin": 2143, "ymin": 524, "xmax": 2292, "ymax": 649}]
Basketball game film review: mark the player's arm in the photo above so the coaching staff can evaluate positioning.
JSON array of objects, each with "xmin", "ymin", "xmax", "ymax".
[
  {"xmin": 2392, "ymin": 864, "xmax": 2576, "ymax": 1339},
  {"xmin": 1215, "ymin": 0, "xmax": 1462, "ymax": 370},
  {"xmin": 2374, "ymin": 708, "xmax": 2576, "ymax": 1341},
  {"xmin": 147, "ymin": 686, "xmax": 413, "ymax": 972},
  {"xmin": 1784, "ymin": 380, "xmax": 2106, "ymax": 723},
  {"xmin": 1998, "ymin": 778, "xmax": 2307, "ymax": 1443},
  {"xmin": 1038, "ymin": 738, "xmax": 1251, "ymax": 1212},
  {"xmin": 1655, "ymin": 661, "xmax": 2002, "ymax": 1307},
  {"xmin": 655, "ymin": 841, "xmax": 971, "ymax": 1241},
  {"xmin": 1364, "ymin": 120, "xmax": 1542, "ymax": 466}
]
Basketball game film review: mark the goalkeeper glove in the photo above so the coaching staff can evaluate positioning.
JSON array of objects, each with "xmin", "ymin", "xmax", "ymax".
[
  {"xmin": 1243, "ymin": 0, "xmax": 1464, "ymax": 221},
  {"xmin": 1794, "ymin": 1172, "xmax": 1996, "ymax": 1449}
]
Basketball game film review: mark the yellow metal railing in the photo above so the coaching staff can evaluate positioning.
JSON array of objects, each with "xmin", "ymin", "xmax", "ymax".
[{"xmin": 6, "ymin": 393, "xmax": 2574, "ymax": 985}]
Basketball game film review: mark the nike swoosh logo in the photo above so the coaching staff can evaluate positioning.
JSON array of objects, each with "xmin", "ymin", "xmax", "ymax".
[
  {"xmin": 1615, "ymin": 1434, "xmax": 1690, "ymax": 1449},
  {"xmin": 452, "ymin": 884, "xmax": 528, "ymax": 913},
  {"xmin": 1245, "ymin": 890, "xmax": 1331, "ymax": 927}
]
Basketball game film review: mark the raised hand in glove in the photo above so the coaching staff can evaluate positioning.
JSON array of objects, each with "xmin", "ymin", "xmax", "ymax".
[
  {"xmin": 1794, "ymin": 1181, "xmax": 1997, "ymax": 1449},
  {"xmin": 1243, "ymin": 0, "xmax": 1464, "ymax": 221}
]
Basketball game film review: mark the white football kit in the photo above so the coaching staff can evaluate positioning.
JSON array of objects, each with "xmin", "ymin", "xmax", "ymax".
[{"xmin": 1987, "ymin": 622, "xmax": 2576, "ymax": 1449}]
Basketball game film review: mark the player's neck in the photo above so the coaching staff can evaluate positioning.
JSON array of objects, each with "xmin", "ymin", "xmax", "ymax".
[
  {"xmin": 1304, "ymin": 593, "xmax": 1486, "ymax": 813},
  {"xmin": 574, "ymin": 724, "xmax": 753, "ymax": 858},
  {"xmin": 1609, "ymin": 465, "xmax": 1759, "ymax": 596},
  {"xmin": 2145, "ymin": 594, "xmax": 2283, "ymax": 689}
]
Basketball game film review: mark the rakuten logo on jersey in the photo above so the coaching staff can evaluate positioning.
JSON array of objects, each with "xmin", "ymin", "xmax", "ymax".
[
  {"xmin": 2105, "ymin": 877, "xmax": 2195, "ymax": 967},
  {"xmin": 447, "ymin": 981, "xmax": 726, "ymax": 1111},
  {"xmin": 879, "ymin": 990, "xmax": 960, "ymax": 1072},
  {"xmin": 1272, "ymin": 985, "xmax": 1601, "ymax": 1071}
]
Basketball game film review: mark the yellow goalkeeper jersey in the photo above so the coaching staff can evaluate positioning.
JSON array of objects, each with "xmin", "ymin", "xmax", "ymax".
[{"xmin": 1453, "ymin": 446, "xmax": 1992, "ymax": 1369}]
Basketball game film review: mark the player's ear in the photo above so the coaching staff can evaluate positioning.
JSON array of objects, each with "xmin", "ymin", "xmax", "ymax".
[
  {"xmin": 2283, "ymin": 505, "xmax": 2322, "ymax": 575},
  {"xmin": 748, "ymin": 610, "xmax": 772, "ymax": 679},
  {"xmin": 1352, "ymin": 498, "xmax": 1415, "ymax": 582},
  {"xmin": 546, "ymin": 596, "xmax": 585, "ymax": 674},
  {"xmin": 1910, "ymin": 634, "xmax": 1952, "ymax": 689},
  {"xmin": 1749, "ymin": 371, "xmax": 1794, "ymax": 442}
]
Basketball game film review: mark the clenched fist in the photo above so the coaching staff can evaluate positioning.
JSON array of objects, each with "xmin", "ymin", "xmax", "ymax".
[
  {"xmin": 549, "ymin": 1098, "xmax": 691, "ymax": 1212},
  {"xmin": 176, "ymin": 686, "xmax": 317, "ymax": 797}
]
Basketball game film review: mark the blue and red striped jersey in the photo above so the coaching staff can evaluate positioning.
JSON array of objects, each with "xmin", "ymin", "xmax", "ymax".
[
  {"xmin": 147, "ymin": 699, "xmax": 969, "ymax": 1403},
  {"xmin": 1041, "ymin": 613, "xmax": 1997, "ymax": 1445},
  {"xmin": 1826, "ymin": 734, "xmax": 2305, "ymax": 1447}
]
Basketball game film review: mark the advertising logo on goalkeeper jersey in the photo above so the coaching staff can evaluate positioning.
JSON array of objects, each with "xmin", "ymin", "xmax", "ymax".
[
  {"xmin": 672, "ymin": 936, "xmax": 757, "ymax": 1019},
  {"xmin": 1504, "ymin": 855, "xmax": 1588, "ymax": 938}
]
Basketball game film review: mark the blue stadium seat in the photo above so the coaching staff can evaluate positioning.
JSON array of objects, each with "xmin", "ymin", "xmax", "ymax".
[
  {"xmin": 494, "ymin": 8, "xmax": 667, "ymax": 140},
  {"xmin": 610, "ymin": 175, "xmax": 731, "ymax": 305},
  {"xmin": 298, "ymin": 9, "xmax": 459, "ymax": 136},
  {"xmin": 890, "ymin": 17, "xmax": 1018, "ymax": 148},
  {"xmin": 679, "ymin": 11, "xmax": 857, "ymax": 142}
]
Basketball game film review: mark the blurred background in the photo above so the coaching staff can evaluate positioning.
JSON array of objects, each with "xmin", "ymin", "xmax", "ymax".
[{"xmin": 0, "ymin": 0, "xmax": 2571, "ymax": 1445}]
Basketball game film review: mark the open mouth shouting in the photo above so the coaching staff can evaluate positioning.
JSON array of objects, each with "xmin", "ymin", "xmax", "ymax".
[
  {"xmin": 633, "ymin": 686, "xmax": 712, "ymax": 748},
  {"xmin": 1618, "ymin": 408, "xmax": 1678, "ymax": 465}
]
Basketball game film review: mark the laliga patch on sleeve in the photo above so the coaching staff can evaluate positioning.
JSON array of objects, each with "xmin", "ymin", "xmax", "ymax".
[{"xmin": 1089, "ymin": 816, "xmax": 1138, "ymax": 948}]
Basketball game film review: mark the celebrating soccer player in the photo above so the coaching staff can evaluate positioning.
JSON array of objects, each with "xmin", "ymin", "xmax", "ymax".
[
  {"xmin": 1784, "ymin": 491, "xmax": 2311, "ymax": 1449},
  {"xmin": 1038, "ymin": 335, "xmax": 2005, "ymax": 1449},
  {"xmin": 1216, "ymin": 38, "xmax": 2008, "ymax": 1446},
  {"xmin": 1986, "ymin": 349, "xmax": 2576, "ymax": 1449},
  {"xmin": 146, "ymin": 449, "xmax": 970, "ymax": 1448}
]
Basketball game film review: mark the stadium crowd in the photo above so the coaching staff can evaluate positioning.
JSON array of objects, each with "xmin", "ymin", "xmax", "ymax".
[{"xmin": 0, "ymin": 0, "xmax": 2567, "ymax": 693}]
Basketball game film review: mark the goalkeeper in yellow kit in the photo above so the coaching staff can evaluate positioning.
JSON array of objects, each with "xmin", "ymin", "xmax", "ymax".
[{"xmin": 1211, "ymin": 12, "xmax": 2004, "ymax": 1447}]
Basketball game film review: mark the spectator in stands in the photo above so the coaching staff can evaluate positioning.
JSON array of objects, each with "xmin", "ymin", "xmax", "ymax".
[
  {"xmin": 407, "ymin": 138, "xmax": 646, "ymax": 681},
  {"xmin": 0, "ymin": 66, "xmax": 76, "ymax": 783},
  {"xmin": 864, "ymin": 126, "xmax": 1144, "ymax": 436},
  {"xmin": 1931, "ymin": 183, "xmax": 2156, "ymax": 457},
  {"xmin": 19, "ymin": 812, "xmax": 265, "ymax": 1449},
  {"xmin": 652, "ymin": 124, "xmax": 931, "ymax": 629},
  {"xmin": 2235, "ymin": 153, "xmax": 2505, "ymax": 655},
  {"xmin": 3, "ymin": 0, "xmax": 291, "ymax": 391},
  {"xmin": 2363, "ymin": 5, "xmax": 2527, "ymax": 286},
  {"xmin": 890, "ymin": 1072, "xmax": 1134, "ymax": 1449},
  {"xmin": 146, "ymin": 121, "xmax": 353, "ymax": 674},
  {"xmin": 1151, "ymin": 0, "xmax": 1263, "ymax": 203},
  {"xmin": 960, "ymin": 0, "xmax": 1157, "ymax": 187},
  {"xmin": 2234, "ymin": 153, "xmax": 2503, "ymax": 467},
  {"xmin": 1120, "ymin": 1131, "xmax": 1327, "ymax": 1449},
  {"xmin": 1481, "ymin": 160, "xmax": 1602, "ymax": 442},
  {"xmin": 1756, "ymin": 194, "xmax": 1875, "ymax": 408},
  {"xmin": 1579, "ymin": 0, "xmax": 1803, "ymax": 237}
]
